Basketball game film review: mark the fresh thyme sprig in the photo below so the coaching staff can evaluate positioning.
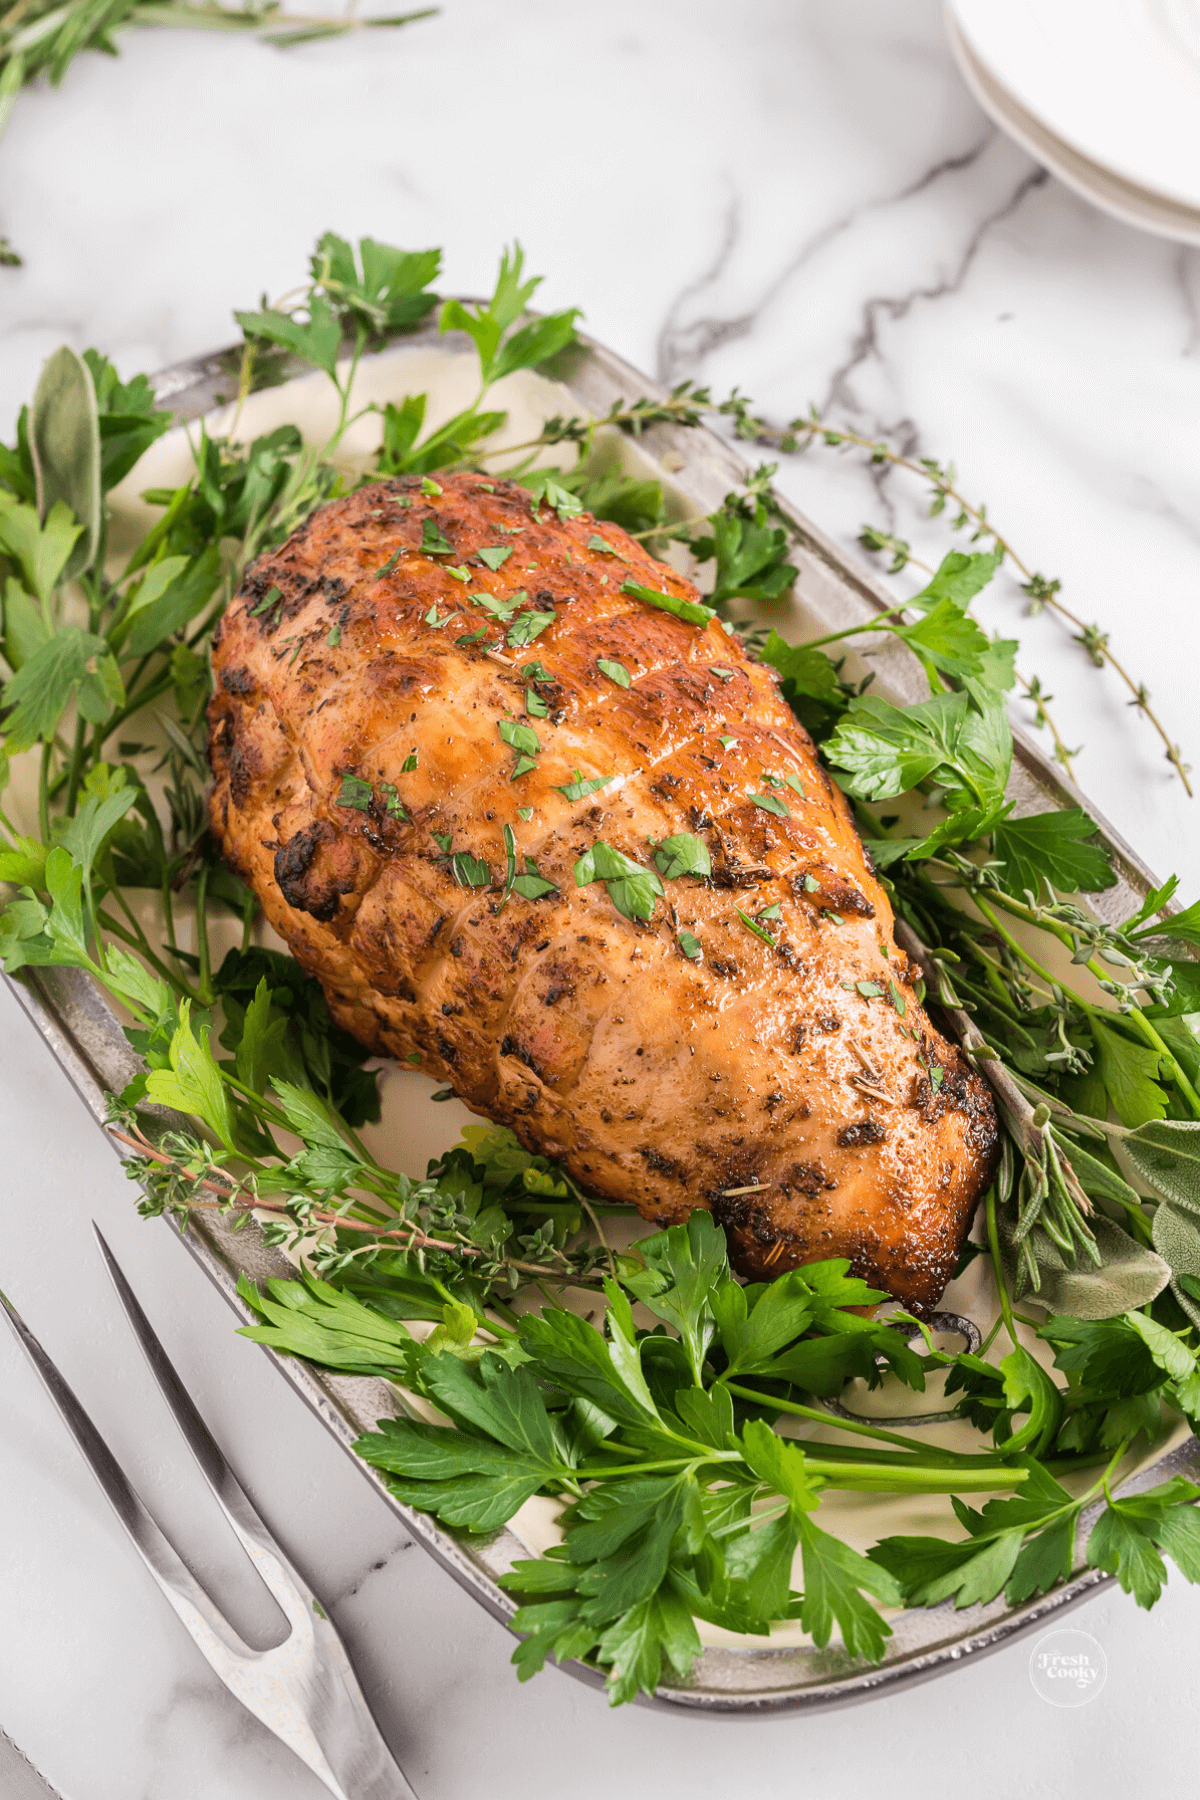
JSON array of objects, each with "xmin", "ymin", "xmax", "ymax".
[
  {"xmin": 750, "ymin": 402, "xmax": 1191, "ymax": 794},
  {"xmin": 511, "ymin": 383, "xmax": 1187, "ymax": 792}
]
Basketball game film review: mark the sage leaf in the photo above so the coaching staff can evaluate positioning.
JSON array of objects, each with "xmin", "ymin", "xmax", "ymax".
[
  {"xmin": 1119, "ymin": 1119, "xmax": 1200, "ymax": 1215},
  {"xmin": 997, "ymin": 1207, "xmax": 1169, "ymax": 1319},
  {"xmin": 30, "ymin": 346, "xmax": 101, "ymax": 583},
  {"xmin": 1150, "ymin": 1203, "xmax": 1200, "ymax": 1329}
]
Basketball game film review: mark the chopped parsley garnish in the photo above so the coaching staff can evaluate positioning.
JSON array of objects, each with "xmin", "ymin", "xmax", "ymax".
[
  {"xmin": 446, "ymin": 565, "xmax": 471, "ymax": 583},
  {"xmin": 749, "ymin": 792, "xmax": 790, "ymax": 817},
  {"xmin": 456, "ymin": 625, "xmax": 489, "ymax": 646},
  {"xmin": 379, "ymin": 782, "xmax": 408, "ymax": 821},
  {"xmin": 653, "ymin": 833, "xmax": 712, "ymax": 881},
  {"xmin": 597, "ymin": 657, "xmax": 631, "ymax": 689},
  {"xmin": 521, "ymin": 661, "xmax": 552, "ymax": 682},
  {"xmin": 479, "ymin": 545, "xmax": 513, "ymax": 571},
  {"xmin": 251, "ymin": 585, "xmax": 283, "ymax": 616},
  {"xmin": 888, "ymin": 979, "xmax": 906, "ymax": 1016},
  {"xmin": 718, "ymin": 735, "xmax": 737, "ymax": 750},
  {"xmin": 326, "ymin": 624, "xmax": 341, "ymax": 647},
  {"xmin": 784, "ymin": 772, "xmax": 806, "ymax": 797},
  {"xmin": 420, "ymin": 476, "xmax": 442, "ymax": 496},
  {"xmin": 510, "ymin": 754, "xmax": 537, "ymax": 779},
  {"xmin": 526, "ymin": 687, "xmax": 549, "ymax": 718},
  {"xmin": 620, "ymin": 578, "xmax": 715, "ymax": 627},
  {"xmin": 824, "ymin": 910, "xmax": 844, "ymax": 925},
  {"xmin": 857, "ymin": 980, "xmax": 884, "ymax": 998},
  {"xmin": 588, "ymin": 534, "xmax": 616, "ymax": 554},
  {"xmin": 474, "ymin": 589, "xmax": 521, "ymax": 620},
  {"xmin": 335, "ymin": 774, "xmax": 373, "ymax": 811},
  {"xmin": 506, "ymin": 610, "xmax": 555, "ymax": 648},
  {"xmin": 513, "ymin": 858, "xmax": 559, "ymax": 900},
  {"xmin": 374, "ymin": 548, "xmax": 404, "ymax": 579},
  {"xmin": 736, "ymin": 907, "xmax": 777, "ymax": 946},
  {"xmin": 555, "ymin": 770, "xmax": 614, "ymax": 803},
  {"xmin": 710, "ymin": 667, "xmax": 735, "ymax": 681},
  {"xmin": 575, "ymin": 841, "xmax": 664, "ymax": 923},
  {"xmin": 431, "ymin": 831, "xmax": 452, "ymax": 853},
  {"xmin": 803, "ymin": 873, "xmax": 821, "ymax": 893},
  {"xmin": 424, "ymin": 604, "xmax": 452, "ymax": 628},
  {"xmin": 759, "ymin": 903, "xmax": 782, "ymax": 920},
  {"xmin": 421, "ymin": 517, "xmax": 452, "ymax": 555},
  {"xmin": 499, "ymin": 718, "xmax": 541, "ymax": 757},
  {"xmin": 401, "ymin": 750, "xmax": 418, "ymax": 772},
  {"xmin": 451, "ymin": 850, "xmax": 491, "ymax": 888},
  {"xmin": 678, "ymin": 930, "xmax": 703, "ymax": 961},
  {"xmin": 517, "ymin": 806, "xmax": 534, "ymax": 821}
]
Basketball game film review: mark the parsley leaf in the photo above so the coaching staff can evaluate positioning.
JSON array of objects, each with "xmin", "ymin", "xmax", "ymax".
[
  {"xmin": 235, "ymin": 294, "xmax": 342, "ymax": 379},
  {"xmin": 690, "ymin": 507, "xmax": 797, "ymax": 606},
  {"xmin": 894, "ymin": 599, "xmax": 991, "ymax": 679},
  {"xmin": 440, "ymin": 243, "xmax": 580, "ymax": 388},
  {"xmin": 421, "ymin": 516, "xmax": 452, "ymax": 556},
  {"xmin": 748, "ymin": 792, "xmax": 789, "ymax": 817},
  {"xmin": 620, "ymin": 579, "xmax": 716, "ymax": 627},
  {"xmin": 499, "ymin": 718, "xmax": 540, "ymax": 757},
  {"xmin": 1, "ymin": 627, "xmax": 123, "ymax": 750},
  {"xmin": 653, "ymin": 834, "xmax": 712, "ymax": 881},
  {"xmin": 506, "ymin": 611, "xmax": 555, "ymax": 648},
  {"xmin": 906, "ymin": 549, "xmax": 1003, "ymax": 612},
  {"xmin": 309, "ymin": 233, "xmax": 440, "ymax": 338},
  {"xmin": 479, "ymin": 545, "xmax": 513, "ymax": 571},
  {"xmin": 335, "ymin": 774, "xmax": 373, "ymax": 811},
  {"xmin": 575, "ymin": 841, "xmax": 664, "ymax": 923},
  {"xmin": 512, "ymin": 859, "xmax": 559, "ymax": 901},
  {"xmin": 1091, "ymin": 1016, "xmax": 1168, "ymax": 1127},
  {"xmin": 992, "ymin": 810, "xmax": 1116, "ymax": 899},
  {"xmin": 451, "ymin": 851, "xmax": 491, "ymax": 889},
  {"xmin": 555, "ymin": 770, "xmax": 613, "ymax": 803},
  {"xmin": 597, "ymin": 657, "xmax": 631, "ymax": 688}
]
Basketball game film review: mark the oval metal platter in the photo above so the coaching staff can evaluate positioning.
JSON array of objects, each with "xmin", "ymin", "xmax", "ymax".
[{"xmin": 10, "ymin": 316, "xmax": 1198, "ymax": 1713}]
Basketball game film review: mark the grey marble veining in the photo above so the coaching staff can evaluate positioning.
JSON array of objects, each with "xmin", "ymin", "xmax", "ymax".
[{"xmin": 1, "ymin": 2, "xmax": 1199, "ymax": 1794}]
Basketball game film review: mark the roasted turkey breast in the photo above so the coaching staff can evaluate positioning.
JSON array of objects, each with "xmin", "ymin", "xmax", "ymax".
[{"xmin": 208, "ymin": 471, "xmax": 998, "ymax": 1310}]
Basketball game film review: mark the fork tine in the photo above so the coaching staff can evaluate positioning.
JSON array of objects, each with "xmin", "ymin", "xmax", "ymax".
[
  {"xmin": 5, "ymin": 1254, "xmax": 416, "ymax": 1800},
  {"xmin": 0, "ymin": 1285, "xmax": 247, "ymax": 1666},
  {"xmin": 90, "ymin": 1223, "xmax": 314, "ymax": 1630}
]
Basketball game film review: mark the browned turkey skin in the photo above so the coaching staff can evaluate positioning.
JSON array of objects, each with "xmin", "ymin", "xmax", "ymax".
[{"xmin": 207, "ymin": 472, "xmax": 998, "ymax": 1311}]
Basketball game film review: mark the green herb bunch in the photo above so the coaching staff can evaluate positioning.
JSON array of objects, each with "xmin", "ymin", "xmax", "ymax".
[{"xmin": 2, "ymin": 233, "xmax": 1200, "ymax": 1706}]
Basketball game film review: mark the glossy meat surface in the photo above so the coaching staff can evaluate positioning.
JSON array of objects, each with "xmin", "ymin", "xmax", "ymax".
[{"xmin": 208, "ymin": 472, "xmax": 998, "ymax": 1309}]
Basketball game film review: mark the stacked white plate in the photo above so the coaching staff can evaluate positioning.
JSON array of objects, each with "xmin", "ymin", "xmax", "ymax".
[{"xmin": 945, "ymin": 0, "xmax": 1200, "ymax": 246}]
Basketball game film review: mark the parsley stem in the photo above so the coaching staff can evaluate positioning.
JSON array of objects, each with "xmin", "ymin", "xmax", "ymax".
[
  {"xmin": 806, "ymin": 1460, "xmax": 1026, "ymax": 1492},
  {"xmin": 574, "ymin": 1454, "xmax": 737, "ymax": 1479},
  {"xmin": 64, "ymin": 712, "xmax": 88, "ymax": 815},
  {"xmin": 723, "ymin": 1382, "xmax": 969, "ymax": 1459},
  {"xmin": 792, "ymin": 604, "xmax": 915, "ymax": 656},
  {"xmin": 37, "ymin": 740, "xmax": 51, "ymax": 845}
]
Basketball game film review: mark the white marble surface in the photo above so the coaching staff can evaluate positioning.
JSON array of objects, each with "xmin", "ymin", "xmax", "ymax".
[{"xmin": 2, "ymin": 1, "xmax": 1200, "ymax": 1794}]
